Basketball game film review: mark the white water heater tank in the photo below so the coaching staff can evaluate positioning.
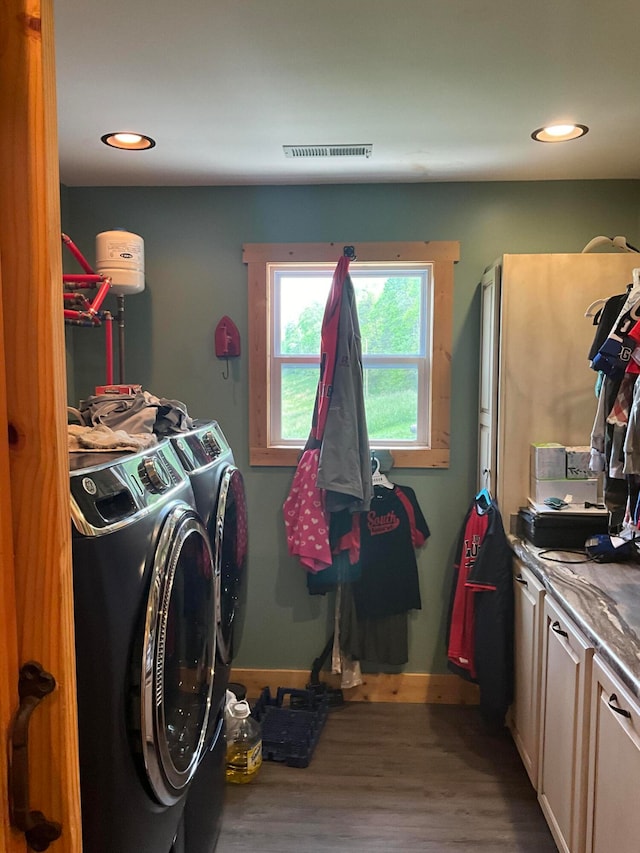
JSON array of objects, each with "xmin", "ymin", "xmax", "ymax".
[{"xmin": 95, "ymin": 229, "xmax": 145, "ymax": 295}]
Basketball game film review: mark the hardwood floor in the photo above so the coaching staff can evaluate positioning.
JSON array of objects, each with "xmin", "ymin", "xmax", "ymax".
[{"xmin": 216, "ymin": 703, "xmax": 556, "ymax": 852}]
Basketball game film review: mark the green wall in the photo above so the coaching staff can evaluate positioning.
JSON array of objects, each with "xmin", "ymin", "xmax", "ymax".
[{"xmin": 65, "ymin": 180, "xmax": 640, "ymax": 674}]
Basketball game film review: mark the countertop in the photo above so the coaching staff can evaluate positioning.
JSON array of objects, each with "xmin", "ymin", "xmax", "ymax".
[{"xmin": 510, "ymin": 535, "xmax": 640, "ymax": 699}]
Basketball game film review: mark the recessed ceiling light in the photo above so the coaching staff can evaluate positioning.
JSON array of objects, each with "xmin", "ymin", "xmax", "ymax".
[
  {"xmin": 101, "ymin": 132, "xmax": 156, "ymax": 150},
  {"xmin": 531, "ymin": 124, "xmax": 589, "ymax": 143}
]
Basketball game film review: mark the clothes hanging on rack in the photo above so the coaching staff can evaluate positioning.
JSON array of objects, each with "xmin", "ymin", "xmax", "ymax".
[
  {"xmin": 338, "ymin": 581, "xmax": 411, "ymax": 666},
  {"xmin": 303, "ymin": 253, "xmax": 372, "ymax": 514},
  {"xmin": 284, "ymin": 252, "xmax": 370, "ymax": 575},
  {"xmin": 335, "ymin": 483, "xmax": 429, "ymax": 667},
  {"xmin": 282, "ymin": 448, "xmax": 332, "ymax": 572},
  {"xmin": 307, "ymin": 481, "xmax": 429, "ymax": 669},
  {"xmin": 587, "ymin": 291, "xmax": 629, "ymax": 361},
  {"xmin": 588, "ymin": 279, "xmax": 640, "ymax": 531},
  {"xmin": 446, "ymin": 495, "xmax": 513, "ymax": 731},
  {"xmin": 590, "ymin": 273, "xmax": 640, "ymax": 378},
  {"xmin": 352, "ymin": 484, "xmax": 429, "ymax": 619}
]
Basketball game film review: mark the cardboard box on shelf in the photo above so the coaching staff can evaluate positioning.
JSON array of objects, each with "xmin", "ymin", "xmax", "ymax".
[
  {"xmin": 529, "ymin": 476, "xmax": 598, "ymax": 505},
  {"xmin": 566, "ymin": 446, "xmax": 592, "ymax": 479},
  {"xmin": 530, "ymin": 443, "xmax": 566, "ymax": 480}
]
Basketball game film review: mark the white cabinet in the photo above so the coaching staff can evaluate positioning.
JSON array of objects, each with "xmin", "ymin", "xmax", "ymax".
[
  {"xmin": 538, "ymin": 595, "xmax": 593, "ymax": 853},
  {"xmin": 478, "ymin": 253, "xmax": 640, "ymax": 519},
  {"xmin": 586, "ymin": 655, "xmax": 640, "ymax": 853},
  {"xmin": 510, "ymin": 558, "xmax": 545, "ymax": 789}
]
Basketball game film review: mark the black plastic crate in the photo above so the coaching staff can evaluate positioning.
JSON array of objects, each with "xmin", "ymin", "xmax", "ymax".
[{"xmin": 252, "ymin": 687, "xmax": 329, "ymax": 768}]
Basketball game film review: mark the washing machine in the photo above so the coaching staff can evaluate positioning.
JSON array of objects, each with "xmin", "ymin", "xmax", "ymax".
[
  {"xmin": 170, "ymin": 421, "xmax": 248, "ymax": 853},
  {"xmin": 70, "ymin": 440, "xmax": 221, "ymax": 853}
]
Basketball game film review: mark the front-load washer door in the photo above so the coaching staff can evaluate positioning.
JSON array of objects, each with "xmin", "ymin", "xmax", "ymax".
[
  {"xmin": 214, "ymin": 466, "xmax": 248, "ymax": 664},
  {"xmin": 140, "ymin": 504, "xmax": 216, "ymax": 805}
]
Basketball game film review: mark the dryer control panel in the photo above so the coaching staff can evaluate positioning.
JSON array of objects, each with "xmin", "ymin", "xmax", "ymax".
[{"xmin": 172, "ymin": 420, "xmax": 230, "ymax": 472}]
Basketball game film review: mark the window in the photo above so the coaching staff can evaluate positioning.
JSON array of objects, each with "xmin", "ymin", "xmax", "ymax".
[{"xmin": 244, "ymin": 242, "xmax": 458, "ymax": 467}]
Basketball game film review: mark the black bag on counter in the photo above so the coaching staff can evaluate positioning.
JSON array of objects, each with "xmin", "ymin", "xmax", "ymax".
[{"xmin": 517, "ymin": 507, "xmax": 609, "ymax": 549}]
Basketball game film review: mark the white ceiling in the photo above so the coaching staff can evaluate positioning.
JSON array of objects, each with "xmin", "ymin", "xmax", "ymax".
[{"xmin": 54, "ymin": 0, "xmax": 640, "ymax": 187}]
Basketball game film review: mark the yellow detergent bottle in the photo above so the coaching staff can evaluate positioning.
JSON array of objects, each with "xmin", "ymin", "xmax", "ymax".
[{"xmin": 225, "ymin": 700, "xmax": 262, "ymax": 784}]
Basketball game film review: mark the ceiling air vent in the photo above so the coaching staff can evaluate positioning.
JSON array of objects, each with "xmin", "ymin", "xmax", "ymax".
[{"xmin": 283, "ymin": 144, "xmax": 373, "ymax": 159}]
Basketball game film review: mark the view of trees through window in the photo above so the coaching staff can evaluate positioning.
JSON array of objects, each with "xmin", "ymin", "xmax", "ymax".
[{"xmin": 276, "ymin": 269, "xmax": 427, "ymax": 442}]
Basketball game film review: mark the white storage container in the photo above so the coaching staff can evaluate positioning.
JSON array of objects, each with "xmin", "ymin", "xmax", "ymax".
[
  {"xmin": 566, "ymin": 446, "xmax": 592, "ymax": 480},
  {"xmin": 530, "ymin": 443, "xmax": 566, "ymax": 480},
  {"xmin": 530, "ymin": 477, "xmax": 598, "ymax": 505}
]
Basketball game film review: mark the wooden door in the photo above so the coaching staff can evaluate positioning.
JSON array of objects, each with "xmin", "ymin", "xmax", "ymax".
[
  {"xmin": 0, "ymin": 1, "xmax": 82, "ymax": 850},
  {"xmin": 0, "ymin": 259, "xmax": 23, "ymax": 853}
]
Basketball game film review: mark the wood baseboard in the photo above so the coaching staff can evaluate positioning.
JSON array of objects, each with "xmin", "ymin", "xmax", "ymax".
[{"xmin": 229, "ymin": 668, "xmax": 480, "ymax": 704}]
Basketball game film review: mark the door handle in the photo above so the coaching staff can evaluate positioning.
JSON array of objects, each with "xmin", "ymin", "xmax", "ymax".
[
  {"xmin": 515, "ymin": 574, "xmax": 528, "ymax": 586},
  {"xmin": 9, "ymin": 661, "xmax": 62, "ymax": 851},
  {"xmin": 551, "ymin": 620, "xmax": 568, "ymax": 638},
  {"xmin": 607, "ymin": 693, "xmax": 632, "ymax": 719}
]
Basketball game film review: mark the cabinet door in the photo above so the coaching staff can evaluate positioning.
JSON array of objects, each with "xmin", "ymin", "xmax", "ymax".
[
  {"xmin": 510, "ymin": 559, "xmax": 545, "ymax": 789},
  {"xmin": 586, "ymin": 655, "xmax": 640, "ymax": 853},
  {"xmin": 477, "ymin": 263, "xmax": 500, "ymax": 495},
  {"xmin": 538, "ymin": 596, "xmax": 593, "ymax": 853}
]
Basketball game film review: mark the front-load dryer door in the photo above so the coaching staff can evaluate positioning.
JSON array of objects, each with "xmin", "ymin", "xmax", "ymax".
[
  {"xmin": 214, "ymin": 465, "xmax": 248, "ymax": 665},
  {"xmin": 140, "ymin": 504, "xmax": 216, "ymax": 805}
]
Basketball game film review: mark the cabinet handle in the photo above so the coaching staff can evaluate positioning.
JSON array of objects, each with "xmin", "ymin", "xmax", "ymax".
[
  {"xmin": 607, "ymin": 693, "xmax": 632, "ymax": 719},
  {"xmin": 9, "ymin": 661, "xmax": 62, "ymax": 851},
  {"xmin": 515, "ymin": 574, "xmax": 528, "ymax": 586},
  {"xmin": 551, "ymin": 620, "xmax": 568, "ymax": 638}
]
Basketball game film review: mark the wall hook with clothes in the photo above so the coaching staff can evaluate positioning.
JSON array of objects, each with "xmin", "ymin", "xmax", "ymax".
[{"xmin": 446, "ymin": 492, "xmax": 513, "ymax": 730}]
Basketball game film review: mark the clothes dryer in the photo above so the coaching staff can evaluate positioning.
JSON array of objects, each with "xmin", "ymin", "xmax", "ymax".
[
  {"xmin": 170, "ymin": 421, "xmax": 248, "ymax": 853},
  {"xmin": 70, "ymin": 440, "xmax": 220, "ymax": 853},
  {"xmin": 170, "ymin": 420, "xmax": 248, "ymax": 710}
]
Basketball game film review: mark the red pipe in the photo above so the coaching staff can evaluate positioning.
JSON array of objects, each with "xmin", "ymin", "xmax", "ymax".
[
  {"xmin": 62, "ymin": 233, "xmax": 95, "ymax": 275},
  {"xmin": 64, "ymin": 308, "xmax": 101, "ymax": 325},
  {"xmin": 104, "ymin": 312, "xmax": 113, "ymax": 385},
  {"xmin": 87, "ymin": 278, "xmax": 111, "ymax": 315},
  {"xmin": 65, "ymin": 294, "xmax": 91, "ymax": 310},
  {"xmin": 63, "ymin": 274, "xmax": 103, "ymax": 284}
]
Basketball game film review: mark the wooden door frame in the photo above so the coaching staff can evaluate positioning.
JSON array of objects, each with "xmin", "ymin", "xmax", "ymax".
[
  {"xmin": 0, "ymin": 1, "xmax": 81, "ymax": 849},
  {"xmin": 0, "ymin": 254, "xmax": 23, "ymax": 853}
]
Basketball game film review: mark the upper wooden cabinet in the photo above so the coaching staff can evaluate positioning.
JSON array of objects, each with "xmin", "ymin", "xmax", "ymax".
[{"xmin": 478, "ymin": 254, "xmax": 640, "ymax": 519}]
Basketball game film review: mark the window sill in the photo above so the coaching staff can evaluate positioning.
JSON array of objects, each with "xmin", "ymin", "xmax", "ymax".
[{"xmin": 250, "ymin": 445, "xmax": 450, "ymax": 469}]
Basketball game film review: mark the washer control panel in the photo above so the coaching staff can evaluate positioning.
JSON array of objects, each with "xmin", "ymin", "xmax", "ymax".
[
  {"xmin": 70, "ymin": 441, "xmax": 187, "ymax": 534},
  {"xmin": 138, "ymin": 455, "xmax": 172, "ymax": 493}
]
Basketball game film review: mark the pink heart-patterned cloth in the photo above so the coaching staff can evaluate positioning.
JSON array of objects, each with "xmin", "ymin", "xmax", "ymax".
[{"xmin": 283, "ymin": 448, "xmax": 332, "ymax": 572}]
